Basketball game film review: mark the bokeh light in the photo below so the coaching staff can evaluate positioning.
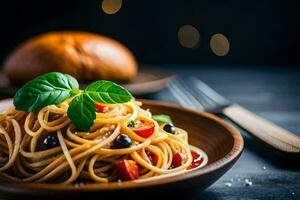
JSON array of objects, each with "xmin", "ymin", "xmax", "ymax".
[
  {"xmin": 210, "ymin": 33, "xmax": 230, "ymax": 56},
  {"xmin": 101, "ymin": 0, "xmax": 122, "ymax": 15},
  {"xmin": 178, "ymin": 25, "xmax": 200, "ymax": 48}
]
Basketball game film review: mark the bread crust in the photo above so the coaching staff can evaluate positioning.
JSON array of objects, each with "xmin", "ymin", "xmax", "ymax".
[{"xmin": 4, "ymin": 31, "xmax": 137, "ymax": 85}]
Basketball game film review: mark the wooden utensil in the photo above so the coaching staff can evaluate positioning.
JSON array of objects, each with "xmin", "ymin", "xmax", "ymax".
[{"xmin": 170, "ymin": 78, "xmax": 300, "ymax": 155}]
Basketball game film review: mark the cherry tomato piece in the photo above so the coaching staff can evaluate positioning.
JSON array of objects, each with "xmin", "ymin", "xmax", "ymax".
[
  {"xmin": 172, "ymin": 152, "xmax": 183, "ymax": 168},
  {"xmin": 146, "ymin": 150, "xmax": 158, "ymax": 166},
  {"xmin": 188, "ymin": 150, "xmax": 204, "ymax": 169},
  {"xmin": 130, "ymin": 120, "xmax": 155, "ymax": 138},
  {"xmin": 116, "ymin": 160, "xmax": 139, "ymax": 181},
  {"xmin": 95, "ymin": 102, "xmax": 108, "ymax": 113}
]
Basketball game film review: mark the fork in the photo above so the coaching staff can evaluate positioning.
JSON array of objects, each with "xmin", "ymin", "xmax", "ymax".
[{"xmin": 168, "ymin": 78, "xmax": 300, "ymax": 155}]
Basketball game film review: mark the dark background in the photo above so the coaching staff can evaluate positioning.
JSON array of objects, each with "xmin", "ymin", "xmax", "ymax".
[{"xmin": 0, "ymin": 0, "xmax": 299, "ymax": 67}]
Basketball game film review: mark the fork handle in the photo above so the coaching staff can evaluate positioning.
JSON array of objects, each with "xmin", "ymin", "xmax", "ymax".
[{"xmin": 223, "ymin": 104, "xmax": 300, "ymax": 155}]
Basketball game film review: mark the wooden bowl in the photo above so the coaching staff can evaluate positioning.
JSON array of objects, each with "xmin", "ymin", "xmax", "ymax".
[{"xmin": 0, "ymin": 99, "xmax": 243, "ymax": 198}]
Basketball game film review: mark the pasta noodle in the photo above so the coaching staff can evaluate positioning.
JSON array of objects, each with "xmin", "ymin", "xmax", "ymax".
[{"xmin": 0, "ymin": 99, "xmax": 207, "ymax": 183}]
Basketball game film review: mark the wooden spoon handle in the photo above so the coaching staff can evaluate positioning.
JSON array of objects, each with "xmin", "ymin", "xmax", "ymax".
[{"xmin": 223, "ymin": 104, "xmax": 300, "ymax": 155}]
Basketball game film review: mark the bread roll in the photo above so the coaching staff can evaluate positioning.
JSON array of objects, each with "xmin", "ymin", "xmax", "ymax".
[{"xmin": 3, "ymin": 31, "xmax": 137, "ymax": 85}]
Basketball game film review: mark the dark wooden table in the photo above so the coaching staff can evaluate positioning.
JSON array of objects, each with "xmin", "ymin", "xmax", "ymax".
[
  {"xmin": 0, "ymin": 66, "xmax": 299, "ymax": 200},
  {"xmin": 140, "ymin": 65, "xmax": 300, "ymax": 200}
]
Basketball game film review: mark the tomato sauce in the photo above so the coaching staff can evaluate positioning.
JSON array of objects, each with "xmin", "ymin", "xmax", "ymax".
[{"xmin": 188, "ymin": 150, "xmax": 204, "ymax": 169}]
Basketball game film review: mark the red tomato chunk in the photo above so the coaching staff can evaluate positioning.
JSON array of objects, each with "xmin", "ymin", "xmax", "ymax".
[{"xmin": 116, "ymin": 159, "xmax": 139, "ymax": 181}]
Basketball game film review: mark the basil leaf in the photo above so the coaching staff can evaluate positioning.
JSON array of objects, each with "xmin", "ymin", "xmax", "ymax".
[
  {"xmin": 14, "ymin": 72, "xmax": 79, "ymax": 112},
  {"xmin": 127, "ymin": 120, "xmax": 137, "ymax": 127},
  {"xmin": 67, "ymin": 93, "xmax": 96, "ymax": 131},
  {"xmin": 85, "ymin": 80, "xmax": 133, "ymax": 103},
  {"xmin": 152, "ymin": 114, "xmax": 173, "ymax": 124}
]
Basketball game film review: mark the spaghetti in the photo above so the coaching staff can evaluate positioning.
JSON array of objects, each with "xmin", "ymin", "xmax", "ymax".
[{"xmin": 0, "ymin": 99, "xmax": 207, "ymax": 184}]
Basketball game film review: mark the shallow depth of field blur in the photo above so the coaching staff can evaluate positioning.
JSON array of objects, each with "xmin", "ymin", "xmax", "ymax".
[{"xmin": 0, "ymin": 0, "xmax": 298, "ymax": 68}]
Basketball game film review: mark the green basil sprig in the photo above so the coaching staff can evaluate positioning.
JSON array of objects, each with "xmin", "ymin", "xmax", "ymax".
[
  {"xmin": 127, "ymin": 120, "xmax": 137, "ymax": 127},
  {"xmin": 152, "ymin": 114, "xmax": 173, "ymax": 124},
  {"xmin": 13, "ymin": 72, "xmax": 133, "ymax": 131},
  {"xmin": 14, "ymin": 72, "xmax": 79, "ymax": 112},
  {"xmin": 85, "ymin": 80, "xmax": 133, "ymax": 103},
  {"xmin": 67, "ymin": 93, "xmax": 96, "ymax": 131}
]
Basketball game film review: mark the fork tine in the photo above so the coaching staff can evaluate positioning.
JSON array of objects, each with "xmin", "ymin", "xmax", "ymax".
[
  {"xmin": 174, "ymin": 80, "xmax": 202, "ymax": 108},
  {"xmin": 177, "ymin": 79, "xmax": 216, "ymax": 111},
  {"xmin": 190, "ymin": 77, "xmax": 231, "ymax": 107},
  {"xmin": 173, "ymin": 80, "xmax": 205, "ymax": 110},
  {"xmin": 168, "ymin": 80, "xmax": 204, "ymax": 110},
  {"xmin": 167, "ymin": 81, "xmax": 194, "ymax": 108}
]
